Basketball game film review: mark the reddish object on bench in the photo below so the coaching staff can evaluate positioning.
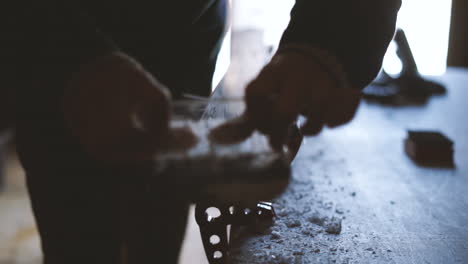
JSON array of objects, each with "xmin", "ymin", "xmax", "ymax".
[{"xmin": 405, "ymin": 130, "xmax": 454, "ymax": 166}]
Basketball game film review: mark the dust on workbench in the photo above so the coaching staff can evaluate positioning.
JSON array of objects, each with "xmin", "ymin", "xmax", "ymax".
[{"xmin": 228, "ymin": 138, "xmax": 397, "ymax": 264}]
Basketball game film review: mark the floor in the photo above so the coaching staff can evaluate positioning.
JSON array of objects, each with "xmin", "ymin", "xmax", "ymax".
[{"xmin": 0, "ymin": 148, "xmax": 42, "ymax": 264}]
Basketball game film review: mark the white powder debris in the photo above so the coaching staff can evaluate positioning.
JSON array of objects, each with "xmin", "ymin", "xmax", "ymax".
[
  {"xmin": 271, "ymin": 231, "xmax": 281, "ymax": 240},
  {"xmin": 286, "ymin": 220, "xmax": 301, "ymax": 228},
  {"xmin": 325, "ymin": 217, "xmax": 342, "ymax": 235}
]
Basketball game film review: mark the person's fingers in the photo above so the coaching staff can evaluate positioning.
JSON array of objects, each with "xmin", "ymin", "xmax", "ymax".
[
  {"xmin": 324, "ymin": 89, "xmax": 361, "ymax": 127},
  {"xmin": 284, "ymin": 123, "xmax": 303, "ymax": 162},
  {"xmin": 135, "ymin": 90, "xmax": 170, "ymax": 132},
  {"xmin": 268, "ymin": 135, "xmax": 283, "ymax": 152},
  {"xmin": 298, "ymin": 98, "xmax": 326, "ymax": 136},
  {"xmin": 300, "ymin": 117, "xmax": 325, "ymax": 136},
  {"xmin": 208, "ymin": 115, "xmax": 255, "ymax": 145},
  {"xmin": 268, "ymin": 125, "xmax": 289, "ymax": 152},
  {"xmin": 166, "ymin": 126, "xmax": 199, "ymax": 151},
  {"xmin": 245, "ymin": 71, "xmax": 274, "ymax": 98},
  {"xmin": 245, "ymin": 68, "xmax": 278, "ymax": 119},
  {"xmin": 215, "ymin": 68, "xmax": 282, "ymax": 146},
  {"xmin": 245, "ymin": 71, "xmax": 281, "ymax": 135}
]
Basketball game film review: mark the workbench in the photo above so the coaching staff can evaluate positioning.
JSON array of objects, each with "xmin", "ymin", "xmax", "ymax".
[{"xmin": 226, "ymin": 68, "xmax": 468, "ymax": 263}]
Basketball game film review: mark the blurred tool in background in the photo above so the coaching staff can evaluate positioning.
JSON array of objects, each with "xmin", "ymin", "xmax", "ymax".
[{"xmin": 364, "ymin": 29, "xmax": 446, "ymax": 105}]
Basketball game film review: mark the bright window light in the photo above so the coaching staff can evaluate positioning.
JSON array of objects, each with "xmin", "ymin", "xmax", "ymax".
[
  {"xmin": 231, "ymin": 0, "xmax": 452, "ymax": 78},
  {"xmin": 384, "ymin": 0, "xmax": 453, "ymax": 76},
  {"xmin": 212, "ymin": 28, "xmax": 231, "ymax": 89},
  {"xmin": 232, "ymin": 0, "xmax": 294, "ymax": 46},
  {"xmin": 383, "ymin": 41, "xmax": 403, "ymax": 75}
]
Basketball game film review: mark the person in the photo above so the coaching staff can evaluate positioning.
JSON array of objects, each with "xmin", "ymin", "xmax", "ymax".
[{"xmin": 0, "ymin": 0, "xmax": 401, "ymax": 263}]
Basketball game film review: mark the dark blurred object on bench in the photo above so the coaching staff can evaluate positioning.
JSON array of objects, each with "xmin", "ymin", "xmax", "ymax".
[
  {"xmin": 405, "ymin": 130, "xmax": 454, "ymax": 167},
  {"xmin": 363, "ymin": 29, "xmax": 446, "ymax": 105}
]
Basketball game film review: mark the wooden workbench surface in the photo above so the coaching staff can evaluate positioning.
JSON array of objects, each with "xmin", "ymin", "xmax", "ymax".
[{"xmin": 227, "ymin": 68, "xmax": 468, "ymax": 263}]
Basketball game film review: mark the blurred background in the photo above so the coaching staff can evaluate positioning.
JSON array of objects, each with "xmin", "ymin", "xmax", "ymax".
[
  {"xmin": 0, "ymin": 0, "xmax": 466, "ymax": 263},
  {"xmin": 215, "ymin": 0, "xmax": 460, "ymax": 96}
]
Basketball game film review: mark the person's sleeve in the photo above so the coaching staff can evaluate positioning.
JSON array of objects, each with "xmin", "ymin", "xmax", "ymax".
[
  {"xmin": 279, "ymin": 0, "xmax": 402, "ymax": 90},
  {"xmin": 0, "ymin": 1, "xmax": 118, "ymax": 95}
]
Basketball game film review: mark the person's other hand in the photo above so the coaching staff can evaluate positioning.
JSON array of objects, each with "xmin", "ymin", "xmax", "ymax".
[
  {"xmin": 63, "ymin": 52, "xmax": 196, "ymax": 163},
  {"xmin": 211, "ymin": 47, "xmax": 361, "ymax": 152}
]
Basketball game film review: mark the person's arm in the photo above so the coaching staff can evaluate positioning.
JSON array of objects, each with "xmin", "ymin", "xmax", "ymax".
[
  {"xmin": 212, "ymin": 1, "xmax": 401, "ymax": 150},
  {"xmin": 0, "ymin": 1, "xmax": 175, "ymax": 162},
  {"xmin": 280, "ymin": 0, "xmax": 402, "ymax": 89}
]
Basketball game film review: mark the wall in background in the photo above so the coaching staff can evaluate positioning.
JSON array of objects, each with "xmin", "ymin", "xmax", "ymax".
[
  {"xmin": 384, "ymin": 0, "xmax": 453, "ymax": 75},
  {"xmin": 227, "ymin": 0, "xmax": 453, "ymax": 78},
  {"xmin": 231, "ymin": 0, "xmax": 294, "ymax": 45},
  {"xmin": 447, "ymin": 0, "xmax": 468, "ymax": 68}
]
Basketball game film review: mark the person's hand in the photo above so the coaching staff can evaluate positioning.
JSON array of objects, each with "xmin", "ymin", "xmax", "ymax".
[
  {"xmin": 210, "ymin": 47, "xmax": 361, "ymax": 152},
  {"xmin": 63, "ymin": 52, "xmax": 196, "ymax": 163},
  {"xmin": 244, "ymin": 50, "xmax": 361, "ymax": 150}
]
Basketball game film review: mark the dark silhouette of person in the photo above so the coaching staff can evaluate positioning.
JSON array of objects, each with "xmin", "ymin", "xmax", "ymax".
[{"xmin": 0, "ymin": 0, "xmax": 401, "ymax": 263}]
